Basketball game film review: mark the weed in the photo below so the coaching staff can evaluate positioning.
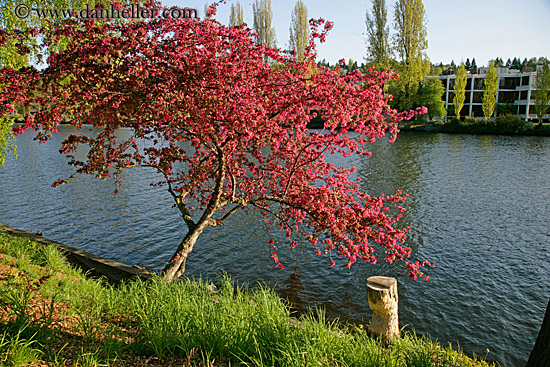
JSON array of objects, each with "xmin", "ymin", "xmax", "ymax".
[{"xmin": 0, "ymin": 327, "xmax": 39, "ymax": 366}]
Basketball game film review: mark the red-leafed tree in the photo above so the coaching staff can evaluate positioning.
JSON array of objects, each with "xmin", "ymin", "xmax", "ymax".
[{"xmin": 0, "ymin": 4, "xmax": 431, "ymax": 280}]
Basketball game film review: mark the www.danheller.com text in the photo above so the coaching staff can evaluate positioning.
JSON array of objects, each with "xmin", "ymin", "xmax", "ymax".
[{"xmin": 14, "ymin": 3, "xmax": 198, "ymax": 20}]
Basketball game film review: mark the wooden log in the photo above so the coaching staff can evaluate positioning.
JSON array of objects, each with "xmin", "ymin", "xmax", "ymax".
[{"xmin": 366, "ymin": 276, "xmax": 399, "ymax": 341}]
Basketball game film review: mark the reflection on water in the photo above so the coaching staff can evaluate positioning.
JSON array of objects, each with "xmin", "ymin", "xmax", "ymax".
[{"xmin": 1, "ymin": 127, "xmax": 549, "ymax": 366}]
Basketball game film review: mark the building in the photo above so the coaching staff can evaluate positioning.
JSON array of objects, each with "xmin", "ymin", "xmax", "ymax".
[{"xmin": 436, "ymin": 67, "xmax": 548, "ymax": 122}]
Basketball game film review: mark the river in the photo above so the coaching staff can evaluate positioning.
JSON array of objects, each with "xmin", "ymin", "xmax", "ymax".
[{"xmin": 1, "ymin": 126, "xmax": 549, "ymax": 366}]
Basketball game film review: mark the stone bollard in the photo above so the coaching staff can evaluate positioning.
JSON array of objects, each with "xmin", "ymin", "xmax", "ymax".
[{"xmin": 366, "ymin": 276, "xmax": 399, "ymax": 342}]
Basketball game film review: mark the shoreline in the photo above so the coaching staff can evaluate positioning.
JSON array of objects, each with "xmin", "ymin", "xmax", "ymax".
[
  {"xmin": 399, "ymin": 121, "xmax": 550, "ymax": 136},
  {"xmin": 0, "ymin": 221, "xmax": 152, "ymax": 283},
  {"xmin": 0, "ymin": 223, "xmax": 500, "ymax": 366}
]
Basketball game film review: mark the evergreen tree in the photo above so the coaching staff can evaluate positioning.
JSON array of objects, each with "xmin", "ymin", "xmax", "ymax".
[
  {"xmin": 289, "ymin": 0, "xmax": 309, "ymax": 62},
  {"xmin": 493, "ymin": 57, "xmax": 504, "ymax": 67},
  {"xmin": 365, "ymin": 0, "xmax": 391, "ymax": 69},
  {"xmin": 525, "ymin": 57, "xmax": 538, "ymax": 72},
  {"xmin": 229, "ymin": 2, "xmax": 245, "ymax": 27},
  {"xmin": 471, "ymin": 58, "xmax": 478, "ymax": 74},
  {"xmin": 450, "ymin": 60, "xmax": 457, "ymax": 73},
  {"xmin": 482, "ymin": 62, "xmax": 498, "ymax": 122},
  {"xmin": 453, "ymin": 63, "xmax": 467, "ymax": 119},
  {"xmin": 521, "ymin": 58, "xmax": 528, "ymax": 72},
  {"xmin": 505, "ymin": 58, "xmax": 512, "ymax": 68},
  {"xmin": 465, "ymin": 58, "xmax": 471, "ymax": 71},
  {"xmin": 511, "ymin": 57, "xmax": 521, "ymax": 70}
]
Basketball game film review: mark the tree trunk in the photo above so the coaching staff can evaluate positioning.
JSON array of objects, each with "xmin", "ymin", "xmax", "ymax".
[
  {"xmin": 161, "ymin": 227, "xmax": 204, "ymax": 281},
  {"xmin": 526, "ymin": 297, "xmax": 550, "ymax": 367},
  {"xmin": 366, "ymin": 276, "xmax": 399, "ymax": 342}
]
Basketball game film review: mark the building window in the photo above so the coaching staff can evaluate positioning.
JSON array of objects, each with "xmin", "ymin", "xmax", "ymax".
[
  {"xmin": 499, "ymin": 77, "xmax": 520, "ymax": 89},
  {"xmin": 448, "ymin": 91, "xmax": 455, "ymax": 102},
  {"xmin": 520, "ymin": 90, "xmax": 528, "ymax": 100},
  {"xmin": 473, "ymin": 78, "xmax": 484, "ymax": 90},
  {"xmin": 472, "ymin": 105, "xmax": 483, "ymax": 117},
  {"xmin": 499, "ymin": 91, "xmax": 518, "ymax": 103},
  {"xmin": 473, "ymin": 92, "xmax": 483, "ymax": 103}
]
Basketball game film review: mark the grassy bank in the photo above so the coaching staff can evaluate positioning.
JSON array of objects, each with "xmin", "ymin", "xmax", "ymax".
[
  {"xmin": 0, "ymin": 229, "xmax": 497, "ymax": 367},
  {"xmin": 402, "ymin": 116, "xmax": 550, "ymax": 136}
]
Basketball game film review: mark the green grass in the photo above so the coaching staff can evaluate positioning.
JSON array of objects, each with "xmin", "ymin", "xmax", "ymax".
[{"xmin": 0, "ymin": 228, "xmax": 498, "ymax": 366}]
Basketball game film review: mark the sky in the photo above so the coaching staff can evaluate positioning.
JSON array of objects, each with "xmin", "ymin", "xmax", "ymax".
[{"xmin": 163, "ymin": 0, "xmax": 550, "ymax": 67}]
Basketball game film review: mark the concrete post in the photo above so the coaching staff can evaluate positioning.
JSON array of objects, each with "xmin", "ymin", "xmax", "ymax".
[{"xmin": 366, "ymin": 276, "xmax": 399, "ymax": 342}]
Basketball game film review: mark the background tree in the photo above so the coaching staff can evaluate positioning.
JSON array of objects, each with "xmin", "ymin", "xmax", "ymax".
[
  {"xmin": 252, "ymin": 0, "xmax": 276, "ymax": 49},
  {"xmin": 348, "ymin": 58, "xmax": 358, "ymax": 72},
  {"xmin": 482, "ymin": 62, "xmax": 498, "ymax": 122},
  {"xmin": 453, "ymin": 63, "xmax": 467, "ymax": 119},
  {"xmin": 0, "ymin": 0, "xmax": 144, "ymax": 68},
  {"xmin": 505, "ymin": 58, "xmax": 512, "ymax": 68},
  {"xmin": 447, "ymin": 60, "xmax": 457, "ymax": 75},
  {"xmin": 364, "ymin": 0, "xmax": 391, "ymax": 69},
  {"xmin": 429, "ymin": 62, "xmax": 443, "ymax": 76},
  {"xmin": 229, "ymin": 2, "xmax": 245, "ymax": 27},
  {"xmin": 0, "ymin": 116, "xmax": 17, "ymax": 166},
  {"xmin": 289, "ymin": 0, "xmax": 309, "ymax": 62},
  {"xmin": 0, "ymin": 1, "xmax": 32, "ymax": 69},
  {"xmin": 390, "ymin": 0, "xmax": 429, "ymax": 111},
  {"xmin": 417, "ymin": 77, "xmax": 446, "ymax": 120},
  {"xmin": 0, "ymin": 13, "xmax": 430, "ymax": 281},
  {"xmin": 524, "ymin": 57, "xmax": 538, "ymax": 72},
  {"xmin": 533, "ymin": 60, "xmax": 550, "ymax": 124},
  {"xmin": 521, "ymin": 58, "xmax": 528, "ymax": 72},
  {"xmin": 465, "ymin": 58, "xmax": 471, "ymax": 72},
  {"xmin": 511, "ymin": 57, "xmax": 521, "ymax": 70},
  {"xmin": 492, "ymin": 57, "xmax": 504, "ymax": 68},
  {"xmin": 471, "ymin": 58, "xmax": 478, "ymax": 74}
]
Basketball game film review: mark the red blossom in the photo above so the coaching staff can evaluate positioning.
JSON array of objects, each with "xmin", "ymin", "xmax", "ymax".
[{"xmin": 0, "ymin": 8, "xmax": 431, "ymax": 280}]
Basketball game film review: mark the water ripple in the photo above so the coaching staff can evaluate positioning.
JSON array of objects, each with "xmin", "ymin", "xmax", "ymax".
[{"xmin": 1, "ymin": 129, "xmax": 549, "ymax": 366}]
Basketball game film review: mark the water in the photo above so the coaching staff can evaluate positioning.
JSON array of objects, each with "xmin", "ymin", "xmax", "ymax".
[{"xmin": 1, "ymin": 126, "xmax": 549, "ymax": 366}]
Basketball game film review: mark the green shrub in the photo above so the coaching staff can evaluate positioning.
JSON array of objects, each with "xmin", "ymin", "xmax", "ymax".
[
  {"xmin": 440, "ymin": 114, "xmax": 533, "ymax": 135},
  {"xmin": 495, "ymin": 114, "xmax": 534, "ymax": 134}
]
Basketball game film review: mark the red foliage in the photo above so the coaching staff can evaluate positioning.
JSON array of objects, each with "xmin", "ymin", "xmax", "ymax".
[{"xmin": 0, "ymin": 5, "xmax": 431, "ymax": 279}]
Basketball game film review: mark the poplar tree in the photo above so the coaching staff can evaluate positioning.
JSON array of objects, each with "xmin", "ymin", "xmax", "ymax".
[
  {"xmin": 482, "ymin": 62, "xmax": 498, "ymax": 122},
  {"xmin": 365, "ymin": 0, "xmax": 391, "ymax": 69},
  {"xmin": 533, "ymin": 60, "xmax": 550, "ymax": 124},
  {"xmin": 229, "ymin": 2, "xmax": 244, "ymax": 27},
  {"xmin": 289, "ymin": 0, "xmax": 309, "ymax": 61},
  {"xmin": 0, "ymin": 116, "xmax": 17, "ymax": 166},
  {"xmin": 252, "ymin": 0, "xmax": 276, "ymax": 49},
  {"xmin": 391, "ymin": 0, "xmax": 429, "ymax": 111},
  {"xmin": 453, "ymin": 63, "xmax": 467, "ymax": 119}
]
